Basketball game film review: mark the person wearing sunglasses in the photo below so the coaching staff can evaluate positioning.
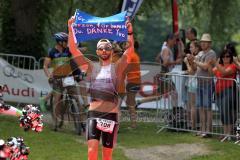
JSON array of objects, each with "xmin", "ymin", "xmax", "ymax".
[
  {"xmin": 68, "ymin": 17, "xmax": 134, "ymax": 160},
  {"xmin": 213, "ymin": 49, "xmax": 237, "ymax": 141},
  {"xmin": 225, "ymin": 42, "xmax": 240, "ymax": 70}
]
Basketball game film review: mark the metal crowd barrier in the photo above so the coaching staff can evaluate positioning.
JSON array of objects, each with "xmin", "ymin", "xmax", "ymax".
[
  {"xmin": 0, "ymin": 53, "xmax": 37, "ymax": 70},
  {"xmin": 38, "ymin": 57, "xmax": 45, "ymax": 69},
  {"xmin": 1, "ymin": 52, "xmax": 240, "ymax": 139},
  {"xmin": 154, "ymin": 72, "xmax": 240, "ymax": 138}
]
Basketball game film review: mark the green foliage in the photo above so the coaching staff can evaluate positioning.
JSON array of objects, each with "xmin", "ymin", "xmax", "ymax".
[
  {"xmin": 0, "ymin": 0, "xmax": 240, "ymax": 60},
  {"xmin": 232, "ymin": 32, "xmax": 240, "ymax": 55},
  {"xmin": 135, "ymin": 0, "xmax": 240, "ymax": 60},
  {"xmin": 178, "ymin": 0, "xmax": 240, "ymax": 50},
  {"xmin": 43, "ymin": 0, "xmax": 123, "ymax": 56},
  {"xmin": 0, "ymin": 0, "xmax": 55, "ymax": 59},
  {"xmin": 0, "ymin": 115, "xmax": 129, "ymax": 160},
  {"xmin": 2, "ymin": 116, "xmax": 240, "ymax": 160},
  {"xmin": 134, "ymin": 1, "xmax": 173, "ymax": 61}
]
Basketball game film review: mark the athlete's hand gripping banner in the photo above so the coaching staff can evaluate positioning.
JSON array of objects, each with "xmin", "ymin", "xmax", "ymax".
[{"xmin": 73, "ymin": 9, "xmax": 128, "ymax": 42}]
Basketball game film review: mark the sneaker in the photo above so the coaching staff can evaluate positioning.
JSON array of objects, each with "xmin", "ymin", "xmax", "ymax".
[
  {"xmin": 220, "ymin": 136, "xmax": 229, "ymax": 142},
  {"xmin": 39, "ymin": 97, "xmax": 47, "ymax": 112},
  {"xmin": 195, "ymin": 132, "xmax": 202, "ymax": 136},
  {"xmin": 200, "ymin": 133, "xmax": 210, "ymax": 138}
]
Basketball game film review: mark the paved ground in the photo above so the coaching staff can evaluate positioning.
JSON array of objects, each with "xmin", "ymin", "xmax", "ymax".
[{"xmin": 121, "ymin": 143, "xmax": 211, "ymax": 160}]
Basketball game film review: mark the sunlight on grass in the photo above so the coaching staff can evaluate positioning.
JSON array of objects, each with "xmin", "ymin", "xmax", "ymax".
[
  {"xmin": 1, "ymin": 116, "xmax": 240, "ymax": 160},
  {"xmin": 0, "ymin": 115, "xmax": 128, "ymax": 160}
]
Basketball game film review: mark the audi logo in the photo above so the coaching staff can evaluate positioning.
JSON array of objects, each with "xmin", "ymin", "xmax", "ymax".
[{"xmin": 3, "ymin": 65, "xmax": 34, "ymax": 83}]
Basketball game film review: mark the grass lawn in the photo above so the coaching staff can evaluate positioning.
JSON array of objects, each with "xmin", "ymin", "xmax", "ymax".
[{"xmin": 0, "ymin": 115, "xmax": 240, "ymax": 160}]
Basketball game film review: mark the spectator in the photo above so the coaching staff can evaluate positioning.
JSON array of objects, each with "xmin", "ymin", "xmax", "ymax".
[
  {"xmin": 213, "ymin": 49, "xmax": 237, "ymax": 141},
  {"xmin": 225, "ymin": 42, "xmax": 237, "ymax": 57},
  {"xmin": 185, "ymin": 28, "xmax": 198, "ymax": 55},
  {"xmin": 112, "ymin": 41, "xmax": 141, "ymax": 129},
  {"xmin": 193, "ymin": 33, "xmax": 216, "ymax": 137},
  {"xmin": 124, "ymin": 41, "xmax": 141, "ymax": 129},
  {"xmin": 225, "ymin": 42, "xmax": 240, "ymax": 70},
  {"xmin": 181, "ymin": 27, "xmax": 198, "ymax": 109},
  {"xmin": 155, "ymin": 33, "xmax": 182, "ymax": 73},
  {"xmin": 155, "ymin": 33, "xmax": 182, "ymax": 110},
  {"xmin": 184, "ymin": 40, "xmax": 201, "ymax": 129}
]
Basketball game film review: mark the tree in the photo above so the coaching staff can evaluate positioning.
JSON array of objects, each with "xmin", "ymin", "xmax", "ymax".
[
  {"xmin": 0, "ymin": 0, "xmax": 239, "ymax": 60},
  {"xmin": 178, "ymin": 0, "xmax": 240, "ymax": 50},
  {"xmin": 0, "ymin": 0, "xmax": 54, "ymax": 59}
]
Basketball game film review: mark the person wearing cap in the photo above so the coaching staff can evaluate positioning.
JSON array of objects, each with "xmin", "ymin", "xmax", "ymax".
[
  {"xmin": 68, "ymin": 16, "xmax": 134, "ymax": 160},
  {"xmin": 193, "ymin": 33, "xmax": 216, "ymax": 138}
]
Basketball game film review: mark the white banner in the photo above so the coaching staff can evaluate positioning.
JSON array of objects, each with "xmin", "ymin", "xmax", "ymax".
[{"xmin": 0, "ymin": 58, "xmax": 51, "ymax": 104}]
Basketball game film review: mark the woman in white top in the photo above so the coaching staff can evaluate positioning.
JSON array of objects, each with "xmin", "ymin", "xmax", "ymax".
[{"xmin": 184, "ymin": 40, "xmax": 201, "ymax": 130}]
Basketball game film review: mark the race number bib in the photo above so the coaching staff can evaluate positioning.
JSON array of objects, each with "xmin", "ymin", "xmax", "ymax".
[
  {"xmin": 96, "ymin": 118, "xmax": 115, "ymax": 133},
  {"xmin": 62, "ymin": 76, "xmax": 75, "ymax": 87}
]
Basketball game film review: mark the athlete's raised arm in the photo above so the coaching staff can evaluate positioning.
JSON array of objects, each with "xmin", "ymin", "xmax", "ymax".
[{"xmin": 68, "ymin": 17, "xmax": 92, "ymax": 73}]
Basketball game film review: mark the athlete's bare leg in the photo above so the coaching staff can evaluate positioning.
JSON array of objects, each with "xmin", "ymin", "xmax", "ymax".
[
  {"xmin": 88, "ymin": 139, "xmax": 99, "ymax": 160},
  {"xmin": 102, "ymin": 147, "xmax": 113, "ymax": 160},
  {"xmin": 126, "ymin": 91, "xmax": 137, "ymax": 128}
]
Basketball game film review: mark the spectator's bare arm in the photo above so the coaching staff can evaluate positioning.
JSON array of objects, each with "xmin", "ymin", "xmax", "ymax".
[
  {"xmin": 215, "ymin": 58, "xmax": 234, "ymax": 76},
  {"xmin": 178, "ymin": 39, "xmax": 185, "ymax": 58},
  {"xmin": 184, "ymin": 57, "xmax": 195, "ymax": 75},
  {"xmin": 194, "ymin": 55, "xmax": 216, "ymax": 71},
  {"xmin": 233, "ymin": 56, "xmax": 240, "ymax": 70},
  {"xmin": 161, "ymin": 48, "xmax": 176, "ymax": 66},
  {"xmin": 193, "ymin": 60, "xmax": 210, "ymax": 70}
]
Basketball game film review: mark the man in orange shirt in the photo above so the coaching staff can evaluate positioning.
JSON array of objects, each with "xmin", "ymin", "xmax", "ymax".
[
  {"xmin": 125, "ymin": 41, "xmax": 141, "ymax": 129},
  {"xmin": 112, "ymin": 41, "xmax": 141, "ymax": 129}
]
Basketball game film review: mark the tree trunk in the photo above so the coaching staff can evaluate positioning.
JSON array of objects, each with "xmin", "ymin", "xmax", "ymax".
[
  {"xmin": 1, "ymin": 0, "xmax": 52, "ymax": 59},
  {"xmin": 10, "ymin": 0, "xmax": 38, "ymax": 36}
]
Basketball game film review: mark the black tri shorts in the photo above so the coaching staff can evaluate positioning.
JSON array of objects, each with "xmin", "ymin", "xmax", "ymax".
[{"xmin": 87, "ymin": 111, "xmax": 119, "ymax": 148}]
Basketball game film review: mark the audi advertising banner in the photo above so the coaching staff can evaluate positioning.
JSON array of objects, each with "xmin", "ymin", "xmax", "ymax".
[
  {"xmin": 0, "ymin": 57, "xmax": 184, "ymax": 108},
  {"xmin": 0, "ymin": 58, "xmax": 51, "ymax": 104}
]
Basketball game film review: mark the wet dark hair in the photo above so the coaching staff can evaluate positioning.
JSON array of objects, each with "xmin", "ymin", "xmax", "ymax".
[
  {"xmin": 191, "ymin": 40, "xmax": 201, "ymax": 53},
  {"xmin": 219, "ymin": 49, "xmax": 233, "ymax": 64},
  {"xmin": 165, "ymin": 33, "xmax": 176, "ymax": 41},
  {"xmin": 188, "ymin": 27, "xmax": 197, "ymax": 37},
  {"xmin": 225, "ymin": 42, "xmax": 237, "ymax": 57}
]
